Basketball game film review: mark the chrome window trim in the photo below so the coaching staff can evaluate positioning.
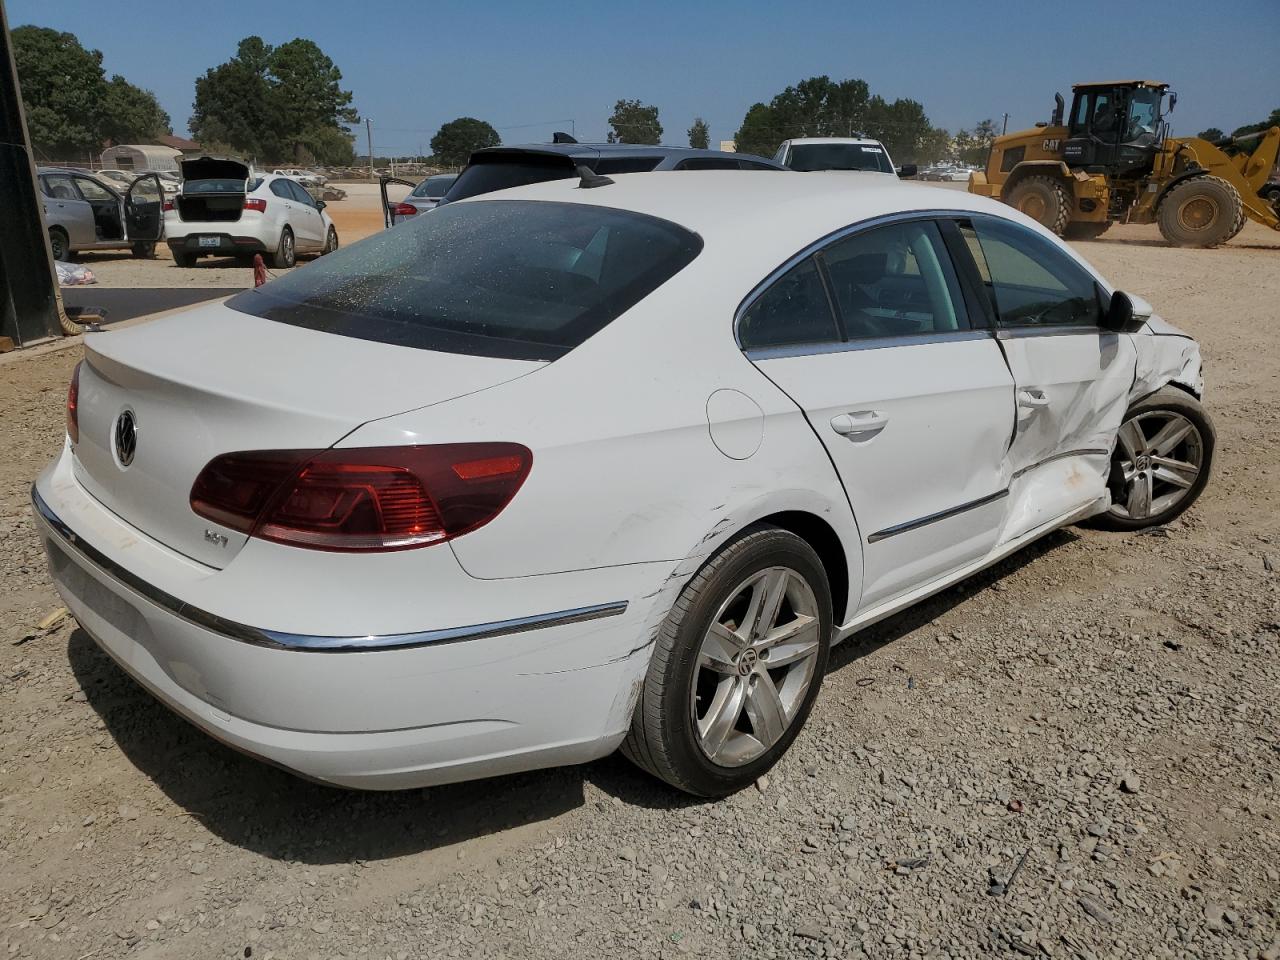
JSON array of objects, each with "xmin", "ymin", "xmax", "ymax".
[
  {"xmin": 32, "ymin": 485, "xmax": 627, "ymax": 653},
  {"xmin": 734, "ymin": 208, "xmax": 996, "ymax": 352},
  {"xmin": 996, "ymin": 325, "xmax": 1108, "ymax": 340},
  {"xmin": 866, "ymin": 489, "xmax": 1009, "ymax": 544},
  {"xmin": 746, "ymin": 328, "xmax": 992, "ymax": 361}
]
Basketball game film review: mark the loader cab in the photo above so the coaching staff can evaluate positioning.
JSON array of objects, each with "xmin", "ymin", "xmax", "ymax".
[{"xmin": 1063, "ymin": 81, "xmax": 1170, "ymax": 177}]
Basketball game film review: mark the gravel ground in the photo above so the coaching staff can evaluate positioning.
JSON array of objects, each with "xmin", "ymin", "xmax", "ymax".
[{"xmin": 2, "ymin": 222, "xmax": 1278, "ymax": 960}]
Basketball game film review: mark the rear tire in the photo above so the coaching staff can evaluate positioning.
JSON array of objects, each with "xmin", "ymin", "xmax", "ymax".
[
  {"xmin": 1095, "ymin": 386, "xmax": 1215, "ymax": 531},
  {"xmin": 1005, "ymin": 175, "xmax": 1071, "ymax": 236},
  {"xmin": 1064, "ymin": 220, "xmax": 1112, "ymax": 240},
  {"xmin": 1157, "ymin": 175, "xmax": 1242, "ymax": 248},
  {"xmin": 173, "ymin": 251, "xmax": 197, "ymax": 268},
  {"xmin": 270, "ymin": 226, "xmax": 296, "ymax": 269},
  {"xmin": 622, "ymin": 525, "xmax": 832, "ymax": 797},
  {"xmin": 49, "ymin": 228, "xmax": 72, "ymax": 262}
]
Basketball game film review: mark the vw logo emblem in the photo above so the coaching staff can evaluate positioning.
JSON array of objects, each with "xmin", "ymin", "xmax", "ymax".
[{"xmin": 114, "ymin": 410, "xmax": 138, "ymax": 467}]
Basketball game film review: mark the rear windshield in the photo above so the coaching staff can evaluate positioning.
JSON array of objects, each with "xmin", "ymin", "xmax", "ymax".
[
  {"xmin": 226, "ymin": 199, "xmax": 703, "ymax": 361},
  {"xmin": 184, "ymin": 178, "xmax": 257, "ymax": 194},
  {"xmin": 787, "ymin": 143, "xmax": 892, "ymax": 173},
  {"xmin": 411, "ymin": 174, "xmax": 457, "ymax": 199},
  {"xmin": 443, "ymin": 155, "xmax": 576, "ymax": 202}
]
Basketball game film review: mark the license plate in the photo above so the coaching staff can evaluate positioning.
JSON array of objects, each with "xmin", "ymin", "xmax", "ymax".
[{"xmin": 198, "ymin": 236, "xmax": 220, "ymax": 248}]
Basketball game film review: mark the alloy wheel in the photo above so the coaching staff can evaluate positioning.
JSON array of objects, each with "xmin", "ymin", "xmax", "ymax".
[
  {"xmin": 1109, "ymin": 410, "xmax": 1204, "ymax": 521},
  {"xmin": 691, "ymin": 566, "xmax": 822, "ymax": 767}
]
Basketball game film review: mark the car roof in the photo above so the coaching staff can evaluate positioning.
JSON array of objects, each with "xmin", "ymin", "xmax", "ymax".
[
  {"xmin": 781, "ymin": 138, "xmax": 884, "ymax": 146},
  {"xmin": 470, "ymin": 142, "xmax": 783, "ymax": 168},
  {"xmin": 464, "ymin": 170, "xmax": 1024, "ymax": 260}
]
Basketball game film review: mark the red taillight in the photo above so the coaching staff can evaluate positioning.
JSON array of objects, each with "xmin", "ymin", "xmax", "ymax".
[
  {"xmin": 244, "ymin": 197, "xmax": 268, "ymax": 213},
  {"xmin": 190, "ymin": 444, "xmax": 532, "ymax": 552},
  {"xmin": 391, "ymin": 202, "xmax": 417, "ymax": 216},
  {"xmin": 162, "ymin": 199, "xmax": 174, "ymax": 212},
  {"xmin": 66, "ymin": 362, "xmax": 81, "ymax": 445}
]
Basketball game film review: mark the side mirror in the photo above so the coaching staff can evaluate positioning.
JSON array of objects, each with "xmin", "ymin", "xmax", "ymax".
[
  {"xmin": 1167, "ymin": 92, "xmax": 1177, "ymax": 113},
  {"xmin": 896, "ymin": 164, "xmax": 918, "ymax": 179},
  {"xmin": 316, "ymin": 200, "xmax": 326, "ymax": 211},
  {"xmin": 1102, "ymin": 290, "xmax": 1150, "ymax": 333}
]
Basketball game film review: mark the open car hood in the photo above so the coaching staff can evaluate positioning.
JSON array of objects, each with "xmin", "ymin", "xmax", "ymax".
[{"xmin": 179, "ymin": 156, "xmax": 250, "ymax": 181}]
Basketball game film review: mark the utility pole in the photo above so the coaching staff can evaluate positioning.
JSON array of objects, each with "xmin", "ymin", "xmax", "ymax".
[
  {"xmin": 365, "ymin": 118, "xmax": 373, "ymax": 180},
  {"xmin": 1002, "ymin": 113, "xmax": 1010, "ymax": 135}
]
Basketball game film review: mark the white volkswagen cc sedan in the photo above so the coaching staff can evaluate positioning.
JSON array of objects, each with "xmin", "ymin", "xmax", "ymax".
[{"xmin": 33, "ymin": 172, "xmax": 1213, "ymax": 797}]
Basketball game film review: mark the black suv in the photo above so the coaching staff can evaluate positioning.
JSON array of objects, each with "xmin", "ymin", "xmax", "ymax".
[{"xmin": 442, "ymin": 142, "xmax": 785, "ymax": 203}]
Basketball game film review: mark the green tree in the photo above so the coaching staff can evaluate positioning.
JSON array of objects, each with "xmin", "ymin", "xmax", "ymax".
[
  {"xmin": 915, "ymin": 127, "xmax": 953, "ymax": 165},
  {"xmin": 1230, "ymin": 107, "xmax": 1280, "ymax": 140},
  {"xmin": 430, "ymin": 117, "xmax": 501, "ymax": 167},
  {"xmin": 733, "ymin": 76, "xmax": 941, "ymax": 159},
  {"xmin": 954, "ymin": 119, "xmax": 998, "ymax": 166},
  {"xmin": 1197, "ymin": 127, "xmax": 1225, "ymax": 142},
  {"xmin": 688, "ymin": 116, "xmax": 710, "ymax": 150},
  {"xmin": 191, "ymin": 36, "xmax": 358, "ymax": 164},
  {"xmin": 733, "ymin": 103, "xmax": 777, "ymax": 157},
  {"xmin": 608, "ymin": 99, "xmax": 662, "ymax": 145},
  {"xmin": 11, "ymin": 26, "xmax": 171, "ymax": 159},
  {"xmin": 100, "ymin": 75, "xmax": 171, "ymax": 144}
]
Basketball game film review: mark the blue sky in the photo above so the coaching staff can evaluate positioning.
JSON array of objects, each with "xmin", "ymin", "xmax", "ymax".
[{"xmin": 11, "ymin": 0, "xmax": 1279, "ymax": 155}]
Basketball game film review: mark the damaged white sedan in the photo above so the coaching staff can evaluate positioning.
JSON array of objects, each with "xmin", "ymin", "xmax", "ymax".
[{"xmin": 32, "ymin": 172, "xmax": 1212, "ymax": 797}]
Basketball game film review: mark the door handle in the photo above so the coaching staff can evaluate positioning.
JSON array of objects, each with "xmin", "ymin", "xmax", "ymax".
[
  {"xmin": 831, "ymin": 410, "xmax": 889, "ymax": 440},
  {"xmin": 1017, "ymin": 389, "xmax": 1050, "ymax": 409}
]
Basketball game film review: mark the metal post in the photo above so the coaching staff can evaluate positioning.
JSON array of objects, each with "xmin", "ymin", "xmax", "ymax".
[
  {"xmin": 365, "ymin": 118, "xmax": 373, "ymax": 179},
  {"xmin": 1002, "ymin": 113, "xmax": 1009, "ymax": 135}
]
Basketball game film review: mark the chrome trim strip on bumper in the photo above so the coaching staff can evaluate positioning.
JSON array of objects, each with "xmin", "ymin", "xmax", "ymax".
[
  {"xmin": 866, "ymin": 489, "xmax": 1009, "ymax": 544},
  {"xmin": 31, "ymin": 484, "xmax": 627, "ymax": 653}
]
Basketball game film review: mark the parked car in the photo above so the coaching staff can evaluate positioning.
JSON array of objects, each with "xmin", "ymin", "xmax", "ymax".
[
  {"xmin": 774, "ymin": 137, "xmax": 916, "ymax": 178},
  {"xmin": 164, "ymin": 156, "xmax": 337, "ymax": 268},
  {"xmin": 37, "ymin": 166, "xmax": 165, "ymax": 260},
  {"xmin": 273, "ymin": 168, "xmax": 327, "ymax": 187},
  {"xmin": 33, "ymin": 172, "xmax": 1212, "ymax": 796},
  {"xmin": 386, "ymin": 173, "xmax": 458, "ymax": 225},
  {"xmin": 439, "ymin": 142, "xmax": 785, "ymax": 203},
  {"xmin": 92, "ymin": 168, "xmax": 138, "ymax": 192}
]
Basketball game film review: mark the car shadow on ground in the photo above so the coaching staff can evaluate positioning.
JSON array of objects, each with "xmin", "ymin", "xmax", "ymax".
[{"xmin": 66, "ymin": 529, "xmax": 1077, "ymax": 863}]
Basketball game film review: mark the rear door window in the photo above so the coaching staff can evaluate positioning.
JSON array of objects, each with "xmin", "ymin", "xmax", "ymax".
[
  {"xmin": 593, "ymin": 157, "xmax": 661, "ymax": 175},
  {"xmin": 42, "ymin": 174, "xmax": 80, "ymax": 200},
  {"xmin": 820, "ymin": 220, "xmax": 968, "ymax": 338},
  {"xmin": 674, "ymin": 158, "xmax": 740, "ymax": 171},
  {"xmin": 738, "ymin": 258, "xmax": 839, "ymax": 350},
  {"xmin": 270, "ymin": 180, "xmax": 294, "ymax": 199},
  {"xmin": 227, "ymin": 199, "xmax": 703, "ymax": 361}
]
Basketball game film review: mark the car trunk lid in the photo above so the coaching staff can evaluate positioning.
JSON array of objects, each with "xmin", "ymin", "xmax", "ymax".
[{"xmin": 71, "ymin": 301, "xmax": 542, "ymax": 569}]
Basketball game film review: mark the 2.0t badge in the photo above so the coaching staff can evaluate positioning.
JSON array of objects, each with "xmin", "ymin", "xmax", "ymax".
[{"xmin": 114, "ymin": 410, "xmax": 137, "ymax": 467}]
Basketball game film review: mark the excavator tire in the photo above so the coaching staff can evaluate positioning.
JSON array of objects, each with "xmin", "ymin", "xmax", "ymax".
[
  {"xmin": 1005, "ymin": 176, "xmax": 1071, "ymax": 236},
  {"xmin": 1064, "ymin": 221, "xmax": 1112, "ymax": 241},
  {"xmin": 1157, "ymin": 175, "xmax": 1243, "ymax": 248}
]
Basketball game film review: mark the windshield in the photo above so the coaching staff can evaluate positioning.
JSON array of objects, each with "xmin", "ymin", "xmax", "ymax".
[
  {"xmin": 787, "ymin": 143, "xmax": 892, "ymax": 173},
  {"xmin": 226, "ymin": 199, "xmax": 703, "ymax": 361},
  {"xmin": 411, "ymin": 174, "xmax": 457, "ymax": 199}
]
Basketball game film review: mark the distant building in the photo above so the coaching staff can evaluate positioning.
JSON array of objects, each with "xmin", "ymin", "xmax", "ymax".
[
  {"xmin": 158, "ymin": 133, "xmax": 202, "ymax": 154},
  {"xmin": 99, "ymin": 144, "xmax": 182, "ymax": 172},
  {"xmin": 719, "ymin": 140, "xmax": 737, "ymax": 153}
]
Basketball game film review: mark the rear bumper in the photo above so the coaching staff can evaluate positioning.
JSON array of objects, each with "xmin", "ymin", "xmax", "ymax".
[
  {"xmin": 166, "ymin": 234, "xmax": 267, "ymax": 256},
  {"xmin": 32, "ymin": 451, "xmax": 666, "ymax": 790}
]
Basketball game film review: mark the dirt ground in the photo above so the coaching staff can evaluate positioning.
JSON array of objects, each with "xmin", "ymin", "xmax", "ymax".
[{"xmin": 2, "ymin": 219, "xmax": 1278, "ymax": 960}]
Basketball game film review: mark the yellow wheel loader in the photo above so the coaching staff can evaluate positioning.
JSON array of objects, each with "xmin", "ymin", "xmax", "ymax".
[{"xmin": 969, "ymin": 80, "xmax": 1280, "ymax": 247}]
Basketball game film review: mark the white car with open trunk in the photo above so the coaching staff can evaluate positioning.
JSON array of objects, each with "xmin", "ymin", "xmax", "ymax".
[
  {"xmin": 164, "ymin": 157, "xmax": 337, "ymax": 268},
  {"xmin": 34, "ymin": 171, "xmax": 1211, "ymax": 796}
]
